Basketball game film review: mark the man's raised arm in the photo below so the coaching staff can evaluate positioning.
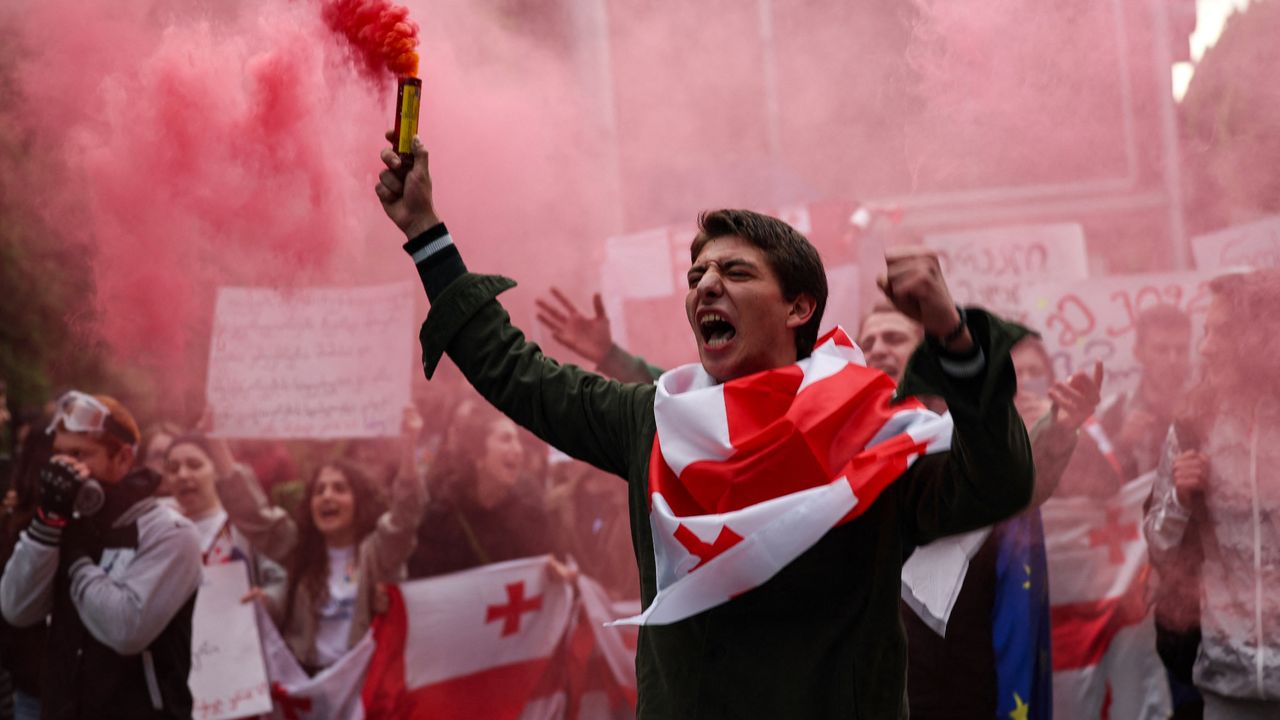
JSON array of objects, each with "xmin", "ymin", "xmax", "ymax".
[
  {"xmin": 374, "ymin": 137, "xmax": 653, "ymax": 478},
  {"xmin": 872, "ymin": 248, "xmax": 1036, "ymax": 547}
]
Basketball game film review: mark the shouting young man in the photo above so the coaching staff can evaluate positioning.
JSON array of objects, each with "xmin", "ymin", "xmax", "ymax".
[{"xmin": 375, "ymin": 138, "xmax": 1035, "ymax": 719}]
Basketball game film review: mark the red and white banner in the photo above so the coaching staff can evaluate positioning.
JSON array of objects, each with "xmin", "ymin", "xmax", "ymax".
[
  {"xmin": 259, "ymin": 557, "xmax": 640, "ymax": 720},
  {"xmin": 623, "ymin": 327, "xmax": 954, "ymax": 625},
  {"xmin": 259, "ymin": 603, "xmax": 375, "ymax": 720},
  {"xmin": 363, "ymin": 557, "xmax": 575, "ymax": 720},
  {"xmin": 559, "ymin": 576, "xmax": 640, "ymax": 720},
  {"xmin": 1042, "ymin": 472, "xmax": 1170, "ymax": 719}
]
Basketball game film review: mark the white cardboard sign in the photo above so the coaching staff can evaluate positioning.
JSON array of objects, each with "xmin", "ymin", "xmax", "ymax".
[
  {"xmin": 1021, "ymin": 272, "xmax": 1215, "ymax": 398},
  {"xmin": 1191, "ymin": 215, "xmax": 1280, "ymax": 271},
  {"xmin": 189, "ymin": 561, "xmax": 273, "ymax": 720},
  {"xmin": 925, "ymin": 223, "xmax": 1089, "ymax": 323},
  {"xmin": 206, "ymin": 284, "xmax": 414, "ymax": 438}
]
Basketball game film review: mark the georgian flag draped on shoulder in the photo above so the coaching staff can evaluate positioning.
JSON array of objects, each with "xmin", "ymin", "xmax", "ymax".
[{"xmin": 617, "ymin": 327, "xmax": 954, "ymax": 626}]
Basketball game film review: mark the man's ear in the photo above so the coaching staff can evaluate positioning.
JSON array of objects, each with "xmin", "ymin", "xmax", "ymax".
[
  {"xmin": 785, "ymin": 293, "xmax": 817, "ymax": 330},
  {"xmin": 112, "ymin": 444, "xmax": 136, "ymax": 478}
]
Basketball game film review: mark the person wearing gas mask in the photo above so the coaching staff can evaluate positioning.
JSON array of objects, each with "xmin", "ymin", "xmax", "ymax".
[{"xmin": 0, "ymin": 391, "xmax": 201, "ymax": 720}]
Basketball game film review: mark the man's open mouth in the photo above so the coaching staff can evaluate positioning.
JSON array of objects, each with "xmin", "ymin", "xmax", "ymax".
[{"xmin": 699, "ymin": 312, "xmax": 737, "ymax": 349}]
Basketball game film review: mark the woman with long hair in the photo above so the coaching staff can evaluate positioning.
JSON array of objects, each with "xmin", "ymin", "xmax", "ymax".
[
  {"xmin": 1144, "ymin": 270, "xmax": 1280, "ymax": 719},
  {"xmin": 216, "ymin": 408, "xmax": 426, "ymax": 673},
  {"xmin": 408, "ymin": 401, "xmax": 552, "ymax": 579}
]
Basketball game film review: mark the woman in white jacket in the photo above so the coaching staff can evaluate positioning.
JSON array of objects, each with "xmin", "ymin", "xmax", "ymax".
[{"xmin": 1144, "ymin": 270, "xmax": 1280, "ymax": 720}]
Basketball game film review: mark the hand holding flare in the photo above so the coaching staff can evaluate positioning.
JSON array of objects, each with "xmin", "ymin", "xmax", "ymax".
[{"xmin": 376, "ymin": 131, "xmax": 439, "ymax": 240}]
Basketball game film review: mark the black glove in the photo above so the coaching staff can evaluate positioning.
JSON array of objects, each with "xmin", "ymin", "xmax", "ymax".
[
  {"xmin": 39, "ymin": 458, "xmax": 85, "ymax": 522},
  {"xmin": 29, "ymin": 458, "xmax": 85, "ymax": 546}
]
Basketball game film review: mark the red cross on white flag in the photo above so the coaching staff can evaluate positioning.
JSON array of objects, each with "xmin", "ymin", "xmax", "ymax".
[
  {"xmin": 362, "ymin": 556, "xmax": 574, "ymax": 720},
  {"xmin": 486, "ymin": 581, "xmax": 544, "ymax": 637},
  {"xmin": 1043, "ymin": 473, "xmax": 1165, "ymax": 717},
  {"xmin": 1087, "ymin": 507, "xmax": 1140, "ymax": 565}
]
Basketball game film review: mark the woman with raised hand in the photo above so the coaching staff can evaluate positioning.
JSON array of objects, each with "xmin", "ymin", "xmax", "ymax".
[
  {"xmin": 163, "ymin": 432, "xmax": 286, "ymax": 601},
  {"xmin": 214, "ymin": 407, "xmax": 426, "ymax": 674}
]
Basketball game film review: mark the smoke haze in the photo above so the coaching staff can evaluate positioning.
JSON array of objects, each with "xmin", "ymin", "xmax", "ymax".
[{"xmin": 0, "ymin": 0, "xmax": 1275, "ymax": 409}]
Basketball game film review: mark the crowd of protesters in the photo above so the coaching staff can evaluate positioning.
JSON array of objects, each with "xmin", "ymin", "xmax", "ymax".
[
  {"xmin": 0, "ymin": 371, "xmax": 637, "ymax": 718},
  {"xmin": 1, "ymin": 257, "xmax": 1279, "ymax": 718},
  {"xmin": 0, "ymin": 254, "xmax": 1278, "ymax": 720}
]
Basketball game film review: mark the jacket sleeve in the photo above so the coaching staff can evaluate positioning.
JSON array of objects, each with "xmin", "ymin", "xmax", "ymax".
[
  {"xmin": 68, "ymin": 512, "xmax": 202, "ymax": 656},
  {"xmin": 1143, "ymin": 427, "xmax": 1191, "ymax": 564},
  {"xmin": 896, "ymin": 309, "xmax": 1036, "ymax": 548},
  {"xmin": 362, "ymin": 464, "xmax": 427, "ymax": 583},
  {"xmin": 216, "ymin": 463, "xmax": 298, "ymax": 565},
  {"xmin": 1027, "ymin": 411, "xmax": 1080, "ymax": 507},
  {"xmin": 0, "ymin": 528, "xmax": 59, "ymax": 627},
  {"xmin": 419, "ymin": 273, "xmax": 654, "ymax": 480},
  {"xmin": 597, "ymin": 344, "xmax": 665, "ymax": 384}
]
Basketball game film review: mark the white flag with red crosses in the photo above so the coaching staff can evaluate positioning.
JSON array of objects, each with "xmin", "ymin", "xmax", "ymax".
[
  {"xmin": 362, "ymin": 556, "xmax": 576, "ymax": 720},
  {"xmin": 260, "ymin": 557, "xmax": 579, "ymax": 720},
  {"xmin": 1043, "ymin": 472, "xmax": 1170, "ymax": 719},
  {"xmin": 617, "ymin": 327, "xmax": 954, "ymax": 626}
]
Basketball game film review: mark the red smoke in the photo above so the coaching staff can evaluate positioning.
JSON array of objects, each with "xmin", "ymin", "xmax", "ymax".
[{"xmin": 322, "ymin": 0, "xmax": 420, "ymax": 79}]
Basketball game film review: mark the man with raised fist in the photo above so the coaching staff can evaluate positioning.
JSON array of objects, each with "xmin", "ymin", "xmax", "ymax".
[{"xmin": 376, "ymin": 136, "xmax": 1035, "ymax": 719}]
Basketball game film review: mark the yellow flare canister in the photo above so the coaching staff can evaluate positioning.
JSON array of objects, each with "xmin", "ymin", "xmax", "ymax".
[{"xmin": 394, "ymin": 76, "xmax": 421, "ymax": 171}]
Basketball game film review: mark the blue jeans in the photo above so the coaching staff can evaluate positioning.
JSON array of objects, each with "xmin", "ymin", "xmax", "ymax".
[{"xmin": 12, "ymin": 690, "xmax": 39, "ymax": 720}]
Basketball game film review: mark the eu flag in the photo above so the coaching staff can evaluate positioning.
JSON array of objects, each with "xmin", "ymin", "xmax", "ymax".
[{"xmin": 992, "ymin": 509, "xmax": 1053, "ymax": 719}]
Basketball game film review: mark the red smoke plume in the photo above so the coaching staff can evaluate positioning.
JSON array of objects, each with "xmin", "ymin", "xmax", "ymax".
[{"xmin": 322, "ymin": 0, "xmax": 420, "ymax": 79}]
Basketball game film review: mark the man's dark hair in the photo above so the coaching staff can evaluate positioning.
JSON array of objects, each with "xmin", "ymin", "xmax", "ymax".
[
  {"xmin": 1134, "ymin": 304, "xmax": 1191, "ymax": 347},
  {"xmin": 689, "ymin": 209, "xmax": 828, "ymax": 360}
]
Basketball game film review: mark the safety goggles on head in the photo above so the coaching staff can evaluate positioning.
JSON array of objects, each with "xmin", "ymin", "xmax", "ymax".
[{"xmin": 46, "ymin": 390, "xmax": 136, "ymax": 446}]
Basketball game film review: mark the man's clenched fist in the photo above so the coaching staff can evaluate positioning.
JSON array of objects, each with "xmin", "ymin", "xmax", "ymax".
[{"xmin": 877, "ymin": 248, "xmax": 972, "ymax": 352}]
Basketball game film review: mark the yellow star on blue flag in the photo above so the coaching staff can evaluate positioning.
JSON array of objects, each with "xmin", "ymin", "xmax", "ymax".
[{"xmin": 1009, "ymin": 691, "xmax": 1029, "ymax": 720}]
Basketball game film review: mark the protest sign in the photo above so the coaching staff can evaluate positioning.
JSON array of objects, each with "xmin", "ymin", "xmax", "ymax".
[
  {"xmin": 190, "ymin": 561, "xmax": 273, "ymax": 720},
  {"xmin": 1022, "ymin": 273, "xmax": 1215, "ymax": 398},
  {"xmin": 925, "ymin": 223, "xmax": 1089, "ymax": 323},
  {"xmin": 206, "ymin": 284, "xmax": 414, "ymax": 438},
  {"xmin": 1191, "ymin": 215, "xmax": 1280, "ymax": 271}
]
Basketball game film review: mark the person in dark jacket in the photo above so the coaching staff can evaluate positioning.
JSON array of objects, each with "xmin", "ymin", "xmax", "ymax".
[
  {"xmin": 0, "ymin": 416, "xmax": 53, "ymax": 720},
  {"xmin": 0, "ymin": 391, "xmax": 201, "ymax": 720},
  {"xmin": 409, "ymin": 401, "xmax": 552, "ymax": 578},
  {"xmin": 375, "ymin": 137, "xmax": 1035, "ymax": 719}
]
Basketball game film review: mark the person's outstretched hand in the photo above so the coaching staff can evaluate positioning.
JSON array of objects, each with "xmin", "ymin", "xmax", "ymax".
[
  {"xmin": 195, "ymin": 406, "xmax": 237, "ymax": 477},
  {"xmin": 877, "ymin": 247, "xmax": 972, "ymax": 353},
  {"xmin": 375, "ymin": 131, "xmax": 440, "ymax": 239},
  {"xmin": 535, "ymin": 289, "xmax": 613, "ymax": 364},
  {"xmin": 1049, "ymin": 362, "xmax": 1104, "ymax": 431}
]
